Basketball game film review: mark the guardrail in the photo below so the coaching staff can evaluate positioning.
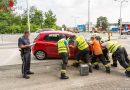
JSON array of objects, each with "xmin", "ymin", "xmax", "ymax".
[
  {"xmin": 0, "ymin": 33, "xmax": 38, "ymax": 45},
  {"xmin": 0, "ymin": 33, "xmax": 127, "ymax": 49}
]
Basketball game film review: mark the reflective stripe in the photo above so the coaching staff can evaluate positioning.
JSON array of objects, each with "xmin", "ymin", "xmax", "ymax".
[
  {"xmin": 126, "ymin": 67, "xmax": 130, "ymax": 71},
  {"xmin": 107, "ymin": 41, "xmax": 121, "ymax": 53},
  {"xmin": 58, "ymin": 39, "xmax": 67, "ymax": 53},
  {"xmin": 58, "ymin": 48, "xmax": 67, "ymax": 51},
  {"xmin": 93, "ymin": 62, "xmax": 99, "ymax": 65},
  {"xmin": 76, "ymin": 36, "xmax": 88, "ymax": 50},
  {"xmin": 78, "ymin": 41, "xmax": 87, "ymax": 49},
  {"xmin": 104, "ymin": 64, "xmax": 109, "ymax": 67},
  {"xmin": 75, "ymin": 61, "xmax": 79, "ymax": 63},
  {"xmin": 61, "ymin": 70, "xmax": 66, "ymax": 73},
  {"xmin": 88, "ymin": 63, "xmax": 92, "ymax": 65}
]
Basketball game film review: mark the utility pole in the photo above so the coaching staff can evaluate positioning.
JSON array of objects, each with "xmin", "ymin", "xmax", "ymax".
[
  {"xmin": 26, "ymin": 0, "xmax": 30, "ymax": 33},
  {"xmin": 114, "ymin": 0, "xmax": 128, "ymax": 38},
  {"xmin": 88, "ymin": 0, "xmax": 90, "ymax": 33},
  {"xmin": 100, "ymin": 20, "xmax": 102, "ymax": 27},
  {"xmin": 72, "ymin": 16, "xmax": 79, "ymax": 31}
]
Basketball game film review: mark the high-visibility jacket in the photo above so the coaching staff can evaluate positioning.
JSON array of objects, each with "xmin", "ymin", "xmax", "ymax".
[
  {"xmin": 107, "ymin": 41, "xmax": 121, "ymax": 54},
  {"xmin": 92, "ymin": 39, "xmax": 103, "ymax": 55},
  {"xmin": 58, "ymin": 39, "xmax": 67, "ymax": 53},
  {"xmin": 76, "ymin": 36, "xmax": 88, "ymax": 50}
]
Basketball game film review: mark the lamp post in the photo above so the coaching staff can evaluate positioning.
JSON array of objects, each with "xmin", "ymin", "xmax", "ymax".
[
  {"xmin": 72, "ymin": 16, "xmax": 79, "ymax": 30},
  {"xmin": 26, "ymin": 0, "xmax": 30, "ymax": 33},
  {"xmin": 88, "ymin": 0, "xmax": 90, "ymax": 33},
  {"xmin": 114, "ymin": 0, "xmax": 128, "ymax": 38}
]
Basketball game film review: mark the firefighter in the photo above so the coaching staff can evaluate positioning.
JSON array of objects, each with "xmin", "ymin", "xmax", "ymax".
[
  {"xmin": 89, "ymin": 36, "xmax": 111, "ymax": 73},
  {"xmin": 101, "ymin": 41, "xmax": 130, "ymax": 77},
  {"xmin": 95, "ymin": 35, "xmax": 110, "ymax": 63},
  {"xmin": 57, "ymin": 34, "xmax": 70, "ymax": 79},
  {"xmin": 69, "ymin": 35, "xmax": 92, "ymax": 73}
]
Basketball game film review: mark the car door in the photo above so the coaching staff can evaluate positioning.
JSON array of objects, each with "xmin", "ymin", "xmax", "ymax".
[{"xmin": 44, "ymin": 34, "xmax": 60, "ymax": 58}]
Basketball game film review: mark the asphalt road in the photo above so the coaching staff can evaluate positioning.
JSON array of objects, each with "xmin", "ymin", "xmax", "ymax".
[
  {"xmin": 0, "ymin": 33, "xmax": 130, "ymax": 90},
  {"xmin": 0, "ymin": 33, "xmax": 130, "ymax": 66},
  {"xmin": 0, "ymin": 61, "xmax": 130, "ymax": 90}
]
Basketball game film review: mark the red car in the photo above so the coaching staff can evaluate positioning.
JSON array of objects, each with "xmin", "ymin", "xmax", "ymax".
[{"xmin": 32, "ymin": 31, "xmax": 77, "ymax": 60}]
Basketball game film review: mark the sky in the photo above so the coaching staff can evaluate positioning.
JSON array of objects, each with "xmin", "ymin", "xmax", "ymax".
[{"xmin": 16, "ymin": 0, "xmax": 130, "ymax": 27}]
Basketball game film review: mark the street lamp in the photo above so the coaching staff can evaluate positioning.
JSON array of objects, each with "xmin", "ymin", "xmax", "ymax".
[
  {"xmin": 114, "ymin": 0, "xmax": 128, "ymax": 38},
  {"xmin": 88, "ymin": 0, "xmax": 90, "ymax": 33},
  {"xmin": 26, "ymin": 0, "xmax": 31, "ymax": 33},
  {"xmin": 72, "ymin": 16, "xmax": 79, "ymax": 29}
]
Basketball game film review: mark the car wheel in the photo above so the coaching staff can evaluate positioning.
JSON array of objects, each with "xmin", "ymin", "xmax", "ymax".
[{"xmin": 35, "ymin": 50, "xmax": 47, "ymax": 60}]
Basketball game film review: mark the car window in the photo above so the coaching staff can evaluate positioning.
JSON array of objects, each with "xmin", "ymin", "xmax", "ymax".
[
  {"xmin": 65, "ymin": 34, "xmax": 74, "ymax": 44},
  {"xmin": 44, "ymin": 34, "xmax": 61, "ymax": 42},
  {"xmin": 34, "ymin": 33, "xmax": 40, "ymax": 42},
  {"xmin": 65, "ymin": 34, "xmax": 71, "ymax": 39}
]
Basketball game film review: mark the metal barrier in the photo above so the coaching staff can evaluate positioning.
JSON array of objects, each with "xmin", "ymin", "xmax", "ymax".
[{"xmin": 0, "ymin": 33, "xmax": 38, "ymax": 45}]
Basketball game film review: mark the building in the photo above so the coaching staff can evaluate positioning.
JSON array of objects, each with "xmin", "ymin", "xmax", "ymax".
[{"xmin": 110, "ymin": 22, "xmax": 130, "ymax": 32}]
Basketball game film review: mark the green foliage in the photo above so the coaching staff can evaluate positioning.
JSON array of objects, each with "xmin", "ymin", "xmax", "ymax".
[
  {"xmin": 30, "ymin": 6, "xmax": 43, "ymax": 28},
  {"xmin": 0, "ymin": 3, "xmax": 58, "ymax": 34},
  {"xmin": 43, "ymin": 10, "xmax": 57, "ymax": 29},
  {"xmin": 30, "ymin": 23, "xmax": 40, "ymax": 32},
  {"xmin": 96, "ymin": 16, "xmax": 109, "ymax": 31},
  {"xmin": 62, "ymin": 24, "xmax": 67, "ymax": 30}
]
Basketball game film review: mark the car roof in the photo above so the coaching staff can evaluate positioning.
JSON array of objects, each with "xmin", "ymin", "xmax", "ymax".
[{"xmin": 40, "ymin": 31, "xmax": 74, "ymax": 35}]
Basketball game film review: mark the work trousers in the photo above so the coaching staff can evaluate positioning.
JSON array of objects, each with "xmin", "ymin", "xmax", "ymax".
[
  {"xmin": 103, "ymin": 48, "xmax": 109, "ymax": 61},
  {"xmin": 112, "ymin": 47, "xmax": 130, "ymax": 69},
  {"xmin": 76, "ymin": 48, "xmax": 91, "ymax": 63},
  {"xmin": 21, "ymin": 52, "xmax": 31, "ymax": 76},
  {"xmin": 59, "ymin": 52, "xmax": 68, "ymax": 70},
  {"xmin": 92, "ymin": 54, "xmax": 108, "ymax": 65}
]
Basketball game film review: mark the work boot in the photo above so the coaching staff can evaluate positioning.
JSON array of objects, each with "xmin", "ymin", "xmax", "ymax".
[
  {"xmin": 72, "ymin": 62, "xmax": 80, "ymax": 68},
  {"xmin": 89, "ymin": 65, "xmax": 93, "ymax": 73},
  {"xmin": 60, "ymin": 73, "xmax": 69, "ymax": 79},
  {"xmin": 111, "ymin": 63, "xmax": 117, "ymax": 67},
  {"xmin": 125, "ymin": 70, "xmax": 130, "ymax": 77},
  {"xmin": 27, "ymin": 71, "xmax": 34, "ymax": 75},
  {"xmin": 106, "ymin": 60, "xmax": 110, "ymax": 63},
  {"xmin": 93, "ymin": 65, "xmax": 99, "ymax": 70},
  {"xmin": 23, "ymin": 75, "xmax": 30, "ymax": 79},
  {"xmin": 106, "ymin": 67, "xmax": 111, "ymax": 73}
]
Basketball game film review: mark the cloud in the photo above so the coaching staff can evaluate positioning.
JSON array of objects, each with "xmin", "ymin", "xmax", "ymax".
[
  {"xmin": 17, "ymin": 0, "xmax": 130, "ymax": 27},
  {"xmin": 55, "ymin": 0, "xmax": 75, "ymax": 7}
]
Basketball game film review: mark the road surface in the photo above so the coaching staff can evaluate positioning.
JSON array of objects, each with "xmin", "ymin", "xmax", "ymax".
[{"xmin": 0, "ymin": 33, "xmax": 130, "ymax": 90}]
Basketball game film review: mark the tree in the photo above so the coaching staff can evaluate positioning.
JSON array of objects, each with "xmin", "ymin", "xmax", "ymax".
[
  {"xmin": 30, "ymin": 6, "xmax": 43, "ymax": 28},
  {"xmin": 43, "ymin": 10, "xmax": 57, "ymax": 29},
  {"xmin": 0, "ymin": 2, "xmax": 58, "ymax": 34},
  {"xmin": 22, "ymin": 6, "xmax": 44, "ymax": 31},
  {"xmin": 62, "ymin": 24, "xmax": 67, "ymax": 31},
  {"xmin": 0, "ymin": 0, "xmax": 18, "ymax": 34},
  {"xmin": 96, "ymin": 16, "xmax": 109, "ymax": 31},
  {"xmin": 0, "ymin": 0, "xmax": 16, "ymax": 12}
]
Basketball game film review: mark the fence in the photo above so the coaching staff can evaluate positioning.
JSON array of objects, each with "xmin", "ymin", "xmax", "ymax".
[{"xmin": 0, "ymin": 33, "xmax": 38, "ymax": 44}]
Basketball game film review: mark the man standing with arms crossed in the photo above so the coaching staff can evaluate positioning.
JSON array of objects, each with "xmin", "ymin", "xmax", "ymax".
[
  {"xmin": 18, "ymin": 31, "xmax": 34, "ymax": 79},
  {"xmin": 57, "ymin": 34, "xmax": 70, "ymax": 79}
]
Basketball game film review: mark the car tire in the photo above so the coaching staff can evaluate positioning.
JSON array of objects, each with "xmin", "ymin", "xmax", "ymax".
[{"xmin": 35, "ymin": 50, "xmax": 47, "ymax": 60}]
